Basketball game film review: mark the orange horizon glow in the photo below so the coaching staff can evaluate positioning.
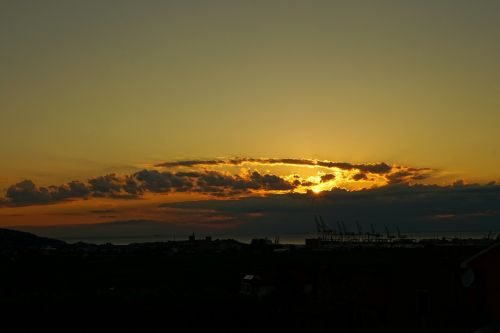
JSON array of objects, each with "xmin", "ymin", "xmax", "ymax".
[{"xmin": 0, "ymin": 156, "xmax": 473, "ymax": 228}]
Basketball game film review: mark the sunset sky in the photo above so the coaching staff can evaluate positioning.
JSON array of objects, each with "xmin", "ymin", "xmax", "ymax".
[{"xmin": 1, "ymin": 1, "xmax": 499, "ymax": 238}]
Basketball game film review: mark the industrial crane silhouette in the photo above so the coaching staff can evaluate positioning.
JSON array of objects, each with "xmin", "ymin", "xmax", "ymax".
[{"xmin": 313, "ymin": 216, "xmax": 406, "ymax": 243}]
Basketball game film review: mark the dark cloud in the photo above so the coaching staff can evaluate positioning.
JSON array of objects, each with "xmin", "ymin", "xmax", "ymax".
[
  {"xmin": 320, "ymin": 174, "xmax": 335, "ymax": 182},
  {"xmin": 315, "ymin": 161, "xmax": 392, "ymax": 174},
  {"xmin": 5, "ymin": 179, "xmax": 93, "ymax": 205},
  {"xmin": 131, "ymin": 169, "xmax": 298, "ymax": 195},
  {"xmin": 161, "ymin": 183, "xmax": 500, "ymax": 233},
  {"xmin": 49, "ymin": 181, "xmax": 91, "ymax": 200},
  {"xmin": 249, "ymin": 171, "xmax": 295, "ymax": 191},
  {"xmin": 66, "ymin": 181, "xmax": 91, "ymax": 197},
  {"xmin": 6, "ymin": 180, "xmax": 52, "ymax": 204},
  {"xmin": 123, "ymin": 178, "xmax": 141, "ymax": 195},
  {"xmin": 386, "ymin": 171, "xmax": 413, "ymax": 184},
  {"xmin": 253, "ymin": 158, "xmax": 316, "ymax": 167},
  {"xmin": 192, "ymin": 170, "xmax": 295, "ymax": 195},
  {"xmin": 134, "ymin": 170, "xmax": 176, "ymax": 193},
  {"xmin": 1, "ymin": 169, "xmax": 298, "ymax": 206},
  {"xmin": 197, "ymin": 171, "xmax": 238, "ymax": 188},
  {"xmin": 88, "ymin": 174, "xmax": 127, "ymax": 196},
  {"xmin": 386, "ymin": 169, "xmax": 432, "ymax": 184},
  {"xmin": 4, "ymin": 175, "xmax": 139, "ymax": 206},
  {"xmin": 0, "ymin": 158, "xmax": 436, "ymax": 207},
  {"xmin": 89, "ymin": 209, "xmax": 117, "ymax": 214},
  {"xmin": 175, "ymin": 171, "xmax": 203, "ymax": 178},
  {"xmin": 352, "ymin": 173, "xmax": 368, "ymax": 181},
  {"xmin": 155, "ymin": 160, "xmax": 221, "ymax": 168},
  {"xmin": 358, "ymin": 163, "xmax": 391, "ymax": 174},
  {"xmin": 156, "ymin": 158, "xmax": 393, "ymax": 174}
]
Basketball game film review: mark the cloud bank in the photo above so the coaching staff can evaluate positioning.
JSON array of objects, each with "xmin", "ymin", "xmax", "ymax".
[
  {"xmin": 0, "ymin": 157, "xmax": 436, "ymax": 207},
  {"xmin": 14, "ymin": 182, "xmax": 499, "ymax": 238},
  {"xmin": 161, "ymin": 182, "xmax": 500, "ymax": 233},
  {"xmin": 2, "ymin": 169, "xmax": 296, "ymax": 206}
]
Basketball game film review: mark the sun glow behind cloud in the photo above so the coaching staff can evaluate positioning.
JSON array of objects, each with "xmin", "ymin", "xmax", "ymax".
[
  {"xmin": 0, "ymin": 157, "xmax": 497, "ymax": 231},
  {"xmin": 154, "ymin": 158, "xmax": 432, "ymax": 194},
  {"xmin": 0, "ymin": 157, "xmax": 437, "ymax": 209}
]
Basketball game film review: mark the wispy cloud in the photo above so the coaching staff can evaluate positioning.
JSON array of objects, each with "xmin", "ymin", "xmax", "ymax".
[{"xmin": 156, "ymin": 157, "xmax": 395, "ymax": 174}]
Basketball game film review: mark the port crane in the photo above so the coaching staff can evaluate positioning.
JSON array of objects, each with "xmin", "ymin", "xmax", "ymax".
[{"xmin": 313, "ymin": 216, "xmax": 407, "ymax": 243}]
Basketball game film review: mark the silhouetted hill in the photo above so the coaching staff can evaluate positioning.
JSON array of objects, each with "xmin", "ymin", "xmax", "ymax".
[{"xmin": 0, "ymin": 228, "xmax": 66, "ymax": 249}]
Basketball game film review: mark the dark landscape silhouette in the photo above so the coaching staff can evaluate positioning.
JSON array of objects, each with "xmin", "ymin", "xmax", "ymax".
[{"xmin": 1, "ymin": 228, "xmax": 499, "ymax": 332}]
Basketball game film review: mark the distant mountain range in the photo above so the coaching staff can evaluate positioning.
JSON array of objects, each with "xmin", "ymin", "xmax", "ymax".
[{"xmin": 0, "ymin": 228, "xmax": 66, "ymax": 249}]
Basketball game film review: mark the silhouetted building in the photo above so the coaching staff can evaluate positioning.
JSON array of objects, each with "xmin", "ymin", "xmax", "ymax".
[
  {"xmin": 305, "ymin": 238, "xmax": 321, "ymax": 248},
  {"xmin": 462, "ymin": 241, "xmax": 500, "ymax": 330},
  {"xmin": 250, "ymin": 238, "xmax": 272, "ymax": 247}
]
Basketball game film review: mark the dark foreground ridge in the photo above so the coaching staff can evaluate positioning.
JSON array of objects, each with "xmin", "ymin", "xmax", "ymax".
[
  {"xmin": 0, "ymin": 228, "xmax": 498, "ymax": 333},
  {"xmin": 0, "ymin": 228, "xmax": 66, "ymax": 249}
]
